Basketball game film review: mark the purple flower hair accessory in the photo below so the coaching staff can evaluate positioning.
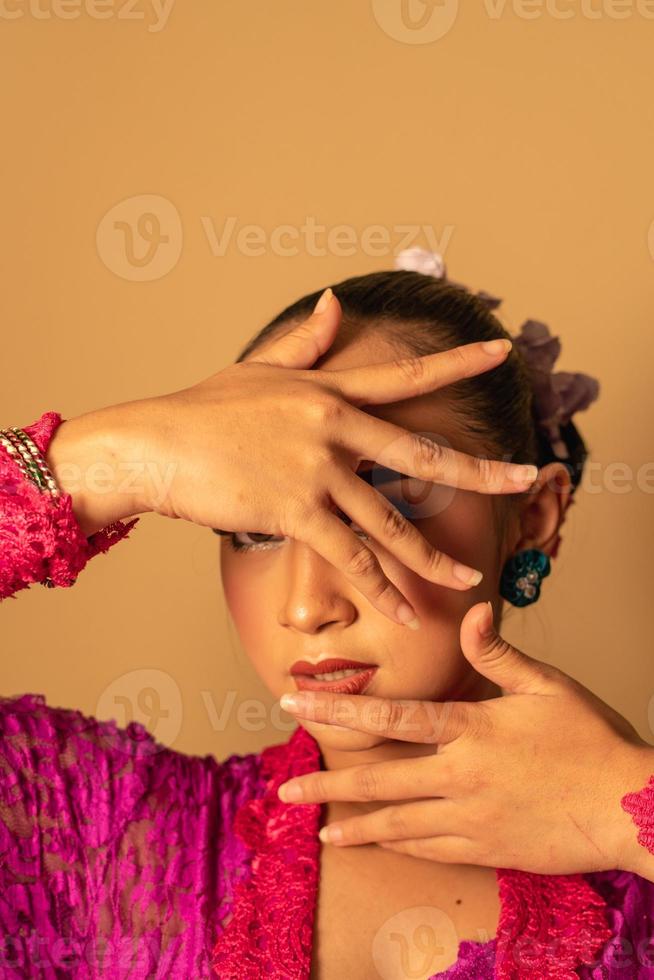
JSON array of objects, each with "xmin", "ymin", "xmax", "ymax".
[
  {"xmin": 512, "ymin": 320, "xmax": 600, "ymax": 460},
  {"xmin": 394, "ymin": 247, "xmax": 601, "ymax": 461},
  {"xmin": 395, "ymin": 246, "xmax": 446, "ymax": 278}
]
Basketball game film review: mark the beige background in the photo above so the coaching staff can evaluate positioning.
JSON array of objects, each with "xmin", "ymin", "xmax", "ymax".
[{"xmin": 1, "ymin": 1, "xmax": 652, "ymax": 760}]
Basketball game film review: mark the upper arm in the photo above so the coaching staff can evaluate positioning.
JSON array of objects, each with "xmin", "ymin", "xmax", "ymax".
[{"xmin": 0, "ymin": 693, "xmax": 158, "ymax": 854}]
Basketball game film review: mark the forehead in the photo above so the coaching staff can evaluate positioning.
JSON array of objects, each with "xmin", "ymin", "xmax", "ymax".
[{"xmin": 312, "ymin": 329, "xmax": 479, "ymax": 459}]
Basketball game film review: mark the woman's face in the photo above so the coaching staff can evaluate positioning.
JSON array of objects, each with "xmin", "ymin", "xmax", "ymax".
[{"xmin": 220, "ymin": 331, "xmax": 512, "ymax": 754}]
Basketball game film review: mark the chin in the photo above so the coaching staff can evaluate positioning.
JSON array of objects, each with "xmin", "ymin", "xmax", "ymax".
[{"xmin": 298, "ymin": 719, "xmax": 386, "ymax": 751}]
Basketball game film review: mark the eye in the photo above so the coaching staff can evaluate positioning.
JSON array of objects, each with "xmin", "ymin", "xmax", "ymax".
[
  {"xmin": 229, "ymin": 530, "xmax": 284, "ymax": 552},
  {"xmin": 227, "ymin": 519, "xmax": 370, "ymax": 553},
  {"xmin": 218, "ymin": 497, "xmax": 420, "ymax": 554}
]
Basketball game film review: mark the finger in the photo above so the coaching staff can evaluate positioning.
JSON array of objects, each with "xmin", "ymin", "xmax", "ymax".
[
  {"xmin": 323, "ymin": 339, "xmax": 512, "ymax": 405},
  {"xmin": 337, "ymin": 406, "xmax": 537, "ymax": 494},
  {"xmin": 279, "ymin": 690, "xmax": 471, "ymax": 744},
  {"xmin": 246, "ymin": 288, "xmax": 341, "ymax": 370},
  {"xmin": 318, "ymin": 799, "xmax": 456, "ymax": 846},
  {"xmin": 277, "ymin": 754, "xmax": 455, "ymax": 805},
  {"xmin": 377, "ymin": 836, "xmax": 479, "ymax": 864},
  {"xmin": 297, "ymin": 505, "xmax": 423, "ymax": 626},
  {"xmin": 329, "ymin": 467, "xmax": 483, "ymax": 588},
  {"xmin": 460, "ymin": 602, "xmax": 562, "ymax": 696}
]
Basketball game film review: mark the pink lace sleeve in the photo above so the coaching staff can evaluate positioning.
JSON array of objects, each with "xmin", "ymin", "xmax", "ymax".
[
  {"xmin": 621, "ymin": 773, "xmax": 654, "ymax": 855},
  {"xmin": 0, "ymin": 411, "xmax": 139, "ymax": 601}
]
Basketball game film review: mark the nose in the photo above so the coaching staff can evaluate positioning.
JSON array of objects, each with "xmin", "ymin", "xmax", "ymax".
[{"xmin": 277, "ymin": 535, "xmax": 359, "ymax": 635}]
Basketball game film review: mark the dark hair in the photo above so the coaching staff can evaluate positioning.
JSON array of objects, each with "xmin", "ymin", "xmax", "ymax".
[{"xmin": 235, "ymin": 269, "xmax": 589, "ymax": 496}]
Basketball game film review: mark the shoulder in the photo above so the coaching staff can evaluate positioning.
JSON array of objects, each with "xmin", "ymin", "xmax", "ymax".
[
  {"xmin": 0, "ymin": 692, "xmax": 268, "ymax": 848},
  {"xmin": 0, "ymin": 694, "xmax": 282, "ymax": 969}
]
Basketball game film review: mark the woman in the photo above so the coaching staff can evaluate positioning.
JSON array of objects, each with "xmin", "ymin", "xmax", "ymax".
[{"xmin": 1, "ymin": 254, "xmax": 654, "ymax": 979}]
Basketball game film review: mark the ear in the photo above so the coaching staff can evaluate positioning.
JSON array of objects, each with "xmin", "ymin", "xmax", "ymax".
[{"xmin": 508, "ymin": 461, "xmax": 574, "ymax": 558}]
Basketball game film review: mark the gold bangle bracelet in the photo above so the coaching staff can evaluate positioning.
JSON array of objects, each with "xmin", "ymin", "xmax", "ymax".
[{"xmin": 0, "ymin": 427, "xmax": 61, "ymax": 497}]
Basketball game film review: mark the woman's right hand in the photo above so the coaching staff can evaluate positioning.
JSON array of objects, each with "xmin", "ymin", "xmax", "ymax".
[{"xmin": 46, "ymin": 288, "xmax": 537, "ymax": 627}]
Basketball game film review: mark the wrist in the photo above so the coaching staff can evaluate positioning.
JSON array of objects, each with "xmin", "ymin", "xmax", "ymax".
[{"xmin": 45, "ymin": 405, "xmax": 153, "ymax": 537}]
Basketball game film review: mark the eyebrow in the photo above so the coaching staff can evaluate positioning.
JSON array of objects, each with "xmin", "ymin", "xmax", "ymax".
[{"xmin": 211, "ymin": 464, "xmax": 408, "ymax": 536}]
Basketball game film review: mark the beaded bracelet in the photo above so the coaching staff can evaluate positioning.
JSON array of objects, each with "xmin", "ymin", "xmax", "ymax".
[
  {"xmin": 0, "ymin": 423, "xmax": 64, "ymax": 589},
  {"xmin": 0, "ymin": 426, "xmax": 61, "ymax": 498},
  {"xmin": 0, "ymin": 412, "xmax": 140, "ymax": 598}
]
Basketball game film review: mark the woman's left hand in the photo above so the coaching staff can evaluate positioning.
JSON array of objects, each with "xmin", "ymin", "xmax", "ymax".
[{"xmin": 277, "ymin": 601, "xmax": 654, "ymax": 879}]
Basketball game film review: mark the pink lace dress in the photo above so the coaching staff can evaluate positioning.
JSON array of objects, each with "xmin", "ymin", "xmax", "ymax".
[{"xmin": 1, "ymin": 413, "xmax": 653, "ymax": 979}]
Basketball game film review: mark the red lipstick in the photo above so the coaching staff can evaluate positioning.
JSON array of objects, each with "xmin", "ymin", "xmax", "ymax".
[{"xmin": 290, "ymin": 659, "xmax": 378, "ymax": 695}]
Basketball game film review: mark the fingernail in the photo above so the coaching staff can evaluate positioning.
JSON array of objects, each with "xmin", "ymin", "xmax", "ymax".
[
  {"xmin": 320, "ymin": 825, "xmax": 343, "ymax": 843},
  {"xmin": 313, "ymin": 287, "xmax": 333, "ymax": 314},
  {"xmin": 278, "ymin": 781, "xmax": 303, "ymax": 802},
  {"xmin": 453, "ymin": 563, "xmax": 483, "ymax": 586},
  {"xmin": 509, "ymin": 464, "xmax": 538, "ymax": 484},
  {"xmin": 396, "ymin": 601, "xmax": 421, "ymax": 629},
  {"xmin": 481, "ymin": 339, "xmax": 512, "ymax": 355},
  {"xmin": 478, "ymin": 600, "xmax": 494, "ymax": 638},
  {"xmin": 280, "ymin": 693, "xmax": 309, "ymax": 712}
]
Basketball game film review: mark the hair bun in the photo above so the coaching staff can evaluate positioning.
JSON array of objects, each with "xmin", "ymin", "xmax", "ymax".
[
  {"xmin": 394, "ymin": 248, "xmax": 502, "ymax": 310},
  {"xmin": 394, "ymin": 247, "xmax": 601, "ymax": 467}
]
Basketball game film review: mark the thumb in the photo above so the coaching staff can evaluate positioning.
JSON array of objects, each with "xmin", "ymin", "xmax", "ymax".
[
  {"xmin": 460, "ymin": 601, "xmax": 561, "ymax": 696},
  {"xmin": 250, "ymin": 288, "xmax": 342, "ymax": 370}
]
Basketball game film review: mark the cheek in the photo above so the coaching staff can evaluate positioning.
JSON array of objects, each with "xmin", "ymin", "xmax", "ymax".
[
  {"xmin": 377, "ymin": 636, "xmax": 471, "ymax": 703},
  {"xmin": 220, "ymin": 549, "xmax": 267, "ymax": 642},
  {"xmin": 364, "ymin": 514, "xmax": 498, "ymax": 702},
  {"xmin": 220, "ymin": 547, "xmax": 283, "ymax": 690}
]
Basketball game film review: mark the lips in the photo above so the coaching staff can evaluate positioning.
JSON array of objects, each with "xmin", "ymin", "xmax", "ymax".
[
  {"xmin": 290, "ymin": 658, "xmax": 378, "ymax": 695},
  {"xmin": 290, "ymin": 658, "xmax": 375, "ymax": 676}
]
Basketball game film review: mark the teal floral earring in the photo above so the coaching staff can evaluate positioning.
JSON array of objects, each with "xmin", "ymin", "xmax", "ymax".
[{"xmin": 499, "ymin": 548, "xmax": 551, "ymax": 607}]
